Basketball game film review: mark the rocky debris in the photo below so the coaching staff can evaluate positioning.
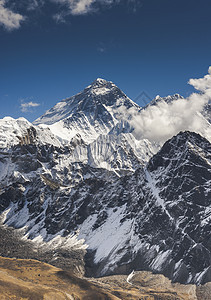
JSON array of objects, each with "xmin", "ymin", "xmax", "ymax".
[
  {"xmin": 196, "ymin": 282, "xmax": 211, "ymax": 300},
  {"xmin": 130, "ymin": 272, "xmax": 197, "ymax": 299},
  {"xmin": 89, "ymin": 271, "xmax": 199, "ymax": 299},
  {"xmin": 40, "ymin": 174, "xmax": 60, "ymax": 190}
]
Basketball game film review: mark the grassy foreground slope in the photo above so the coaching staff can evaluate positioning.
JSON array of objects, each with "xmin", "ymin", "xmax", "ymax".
[
  {"xmin": 0, "ymin": 256, "xmax": 117, "ymax": 300},
  {"xmin": 1, "ymin": 256, "xmax": 211, "ymax": 299}
]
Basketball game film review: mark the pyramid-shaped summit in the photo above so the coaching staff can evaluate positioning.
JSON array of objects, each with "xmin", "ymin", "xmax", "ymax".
[{"xmin": 33, "ymin": 78, "xmax": 140, "ymax": 142}]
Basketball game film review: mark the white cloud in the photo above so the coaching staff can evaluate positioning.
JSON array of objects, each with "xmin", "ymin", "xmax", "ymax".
[
  {"xmin": 188, "ymin": 69, "xmax": 211, "ymax": 94},
  {"xmin": 71, "ymin": 0, "xmax": 95, "ymax": 15},
  {"xmin": 52, "ymin": 0, "xmax": 96, "ymax": 15},
  {"xmin": 53, "ymin": 11, "xmax": 67, "ymax": 23},
  {"xmin": 0, "ymin": 0, "xmax": 25, "ymax": 30},
  {"xmin": 119, "ymin": 67, "xmax": 211, "ymax": 144},
  {"xmin": 98, "ymin": 46, "xmax": 106, "ymax": 53},
  {"xmin": 97, "ymin": 43, "xmax": 106, "ymax": 53},
  {"xmin": 21, "ymin": 101, "xmax": 41, "ymax": 113}
]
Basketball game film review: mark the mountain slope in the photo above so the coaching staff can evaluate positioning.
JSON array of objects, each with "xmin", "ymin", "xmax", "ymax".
[
  {"xmin": 0, "ymin": 117, "xmax": 61, "ymax": 149},
  {"xmin": 0, "ymin": 130, "xmax": 210, "ymax": 284}
]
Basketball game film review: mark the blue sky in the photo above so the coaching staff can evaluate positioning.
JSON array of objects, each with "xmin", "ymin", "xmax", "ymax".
[{"xmin": 0, "ymin": 0, "xmax": 211, "ymax": 121}]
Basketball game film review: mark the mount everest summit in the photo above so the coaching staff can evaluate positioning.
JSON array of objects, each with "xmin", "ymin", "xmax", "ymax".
[{"xmin": 0, "ymin": 77, "xmax": 210, "ymax": 285}]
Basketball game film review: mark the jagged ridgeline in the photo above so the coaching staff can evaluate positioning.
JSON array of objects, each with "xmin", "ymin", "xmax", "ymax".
[{"xmin": 0, "ymin": 79, "xmax": 210, "ymax": 285}]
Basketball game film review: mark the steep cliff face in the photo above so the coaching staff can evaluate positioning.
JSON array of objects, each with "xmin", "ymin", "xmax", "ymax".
[{"xmin": 146, "ymin": 131, "xmax": 211, "ymax": 284}]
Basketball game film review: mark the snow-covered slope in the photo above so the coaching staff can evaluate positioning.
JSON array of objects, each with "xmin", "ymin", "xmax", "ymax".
[
  {"xmin": 0, "ymin": 117, "xmax": 61, "ymax": 150},
  {"xmin": 146, "ymin": 93, "xmax": 184, "ymax": 106},
  {"xmin": 67, "ymin": 133, "xmax": 155, "ymax": 173}
]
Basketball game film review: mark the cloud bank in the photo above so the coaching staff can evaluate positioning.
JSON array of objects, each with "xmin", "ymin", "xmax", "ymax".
[
  {"xmin": 126, "ymin": 67, "xmax": 211, "ymax": 144},
  {"xmin": 0, "ymin": 0, "xmax": 25, "ymax": 30},
  {"xmin": 21, "ymin": 101, "xmax": 41, "ymax": 113}
]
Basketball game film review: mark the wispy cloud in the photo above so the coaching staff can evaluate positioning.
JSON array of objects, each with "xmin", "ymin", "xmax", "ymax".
[
  {"xmin": 27, "ymin": 0, "xmax": 41, "ymax": 11},
  {"xmin": 97, "ymin": 40, "xmax": 116, "ymax": 53},
  {"xmin": 0, "ymin": 0, "xmax": 25, "ymax": 30},
  {"xmin": 97, "ymin": 43, "xmax": 106, "ymax": 53},
  {"xmin": 52, "ymin": 0, "xmax": 98, "ymax": 15},
  {"xmin": 20, "ymin": 101, "xmax": 41, "ymax": 113},
  {"xmin": 53, "ymin": 11, "xmax": 67, "ymax": 23}
]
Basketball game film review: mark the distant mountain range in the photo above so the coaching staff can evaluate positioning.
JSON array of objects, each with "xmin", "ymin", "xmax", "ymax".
[{"xmin": 0, "ymin": 78, "xmax": 210, "ymax": 285}]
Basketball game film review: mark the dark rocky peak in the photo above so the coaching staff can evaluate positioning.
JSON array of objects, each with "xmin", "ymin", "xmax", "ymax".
[
  {"xmin": 148, "ymin": 131, "xmax": 211, "ymax": 172},
  {"xmin": 166, "ymin": 130, "xmax": 210, "ymax": 152},
  {"xmin": 145, "ymin": 131, "xmax": 211, "ymax": 285},
  {"xmin": 73, "ymin": 77, "xmax": 136, "ymax": 109},
  {"xmin": 148, "ymin": 130, "xmax": 211, "ymax": 210}
]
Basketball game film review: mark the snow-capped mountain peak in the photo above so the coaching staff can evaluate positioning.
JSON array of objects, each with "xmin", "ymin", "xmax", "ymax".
[
  {"xmin": 33, "ymin": 79, "xmax": 140, "ymax": 144},
  {"xmin": 148, "ymin": 93, "xmax": 184, "ymax": 107},
  {"xmin": 0, "ymin": 116, "xmax": 62, "ymax": 150}
]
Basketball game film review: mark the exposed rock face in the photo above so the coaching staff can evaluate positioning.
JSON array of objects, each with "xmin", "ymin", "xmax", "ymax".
[
  {"xmin": 92, "ymin": 271, "xmax": 198, "ymax": 300},
  {"xmin": 147, "ymin": 131, "xmax": 211, "ymax": 284}
]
